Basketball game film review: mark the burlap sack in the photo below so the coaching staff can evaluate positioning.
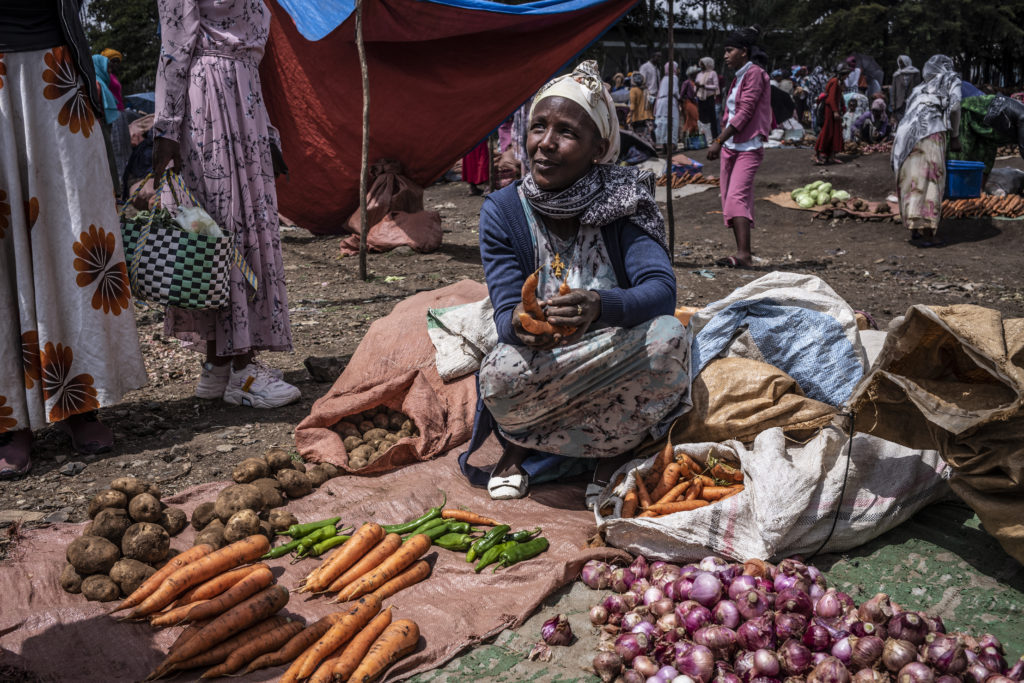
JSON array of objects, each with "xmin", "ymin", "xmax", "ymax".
[
  {"xmin": 345, "ymin": 160, "xmax": 425, "ymax": 234},
  {"xmin": 295, "ymin": 281, "xmax": 485, "ymax": 473},
  {"xmin": 848, "ymin": 304, "xmax": 1024, "ymax": 564},
  {"xmin": 674, "ymin": 357, "xmax": 837, "ymax": 443},
  {"xmin": 339, "ymin": 210, "xmax": 443, "ymax": 255}
]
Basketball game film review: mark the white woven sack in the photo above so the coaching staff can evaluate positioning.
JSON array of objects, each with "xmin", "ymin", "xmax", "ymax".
[
  {"xmin": 594, "ymin": 425, "xmax": 951, "ymax": 562},
  {"xmin": 426, "ymin": 297, "xmax": 498, "ymax": 382}
]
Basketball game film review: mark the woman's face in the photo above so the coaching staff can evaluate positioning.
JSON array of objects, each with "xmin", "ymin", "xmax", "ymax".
[
  {"xmin": 527, "ymin": 97, "xmax": 608, "ymax": 192},
  {"xmin": 724, "ymin": 46, "xmax": 747, "ymax": 70}
]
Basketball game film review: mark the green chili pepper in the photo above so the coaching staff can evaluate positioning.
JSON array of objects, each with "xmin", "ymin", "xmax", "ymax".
[
  {"xmin": 421, "ymin": 521, "xmax": 458, "ymax": 541},
  {"xmin": 283, "ymin": 517, "xmax": 340, "ymax": 538},
  {"xmin": 261, "ymin": 536, "xmax": 305, "ymax": 559},
  {"xmin": 466, "ymin": 524, "xmax": 510, "ymax": 563},
  {"xmin": 305, "ymin": 534, "xmax": 351, "ymax": 558},
  {"xmin": 434, "ymin": 533, "xmax": 474, "ymax": 551},
  {"xmin": 294, "ymin": 525, "xmax": 337, "ymax": 555},
  {"xmin": 475, "ymin": 541, "xmax": 518, "ymax": 573},
  {"xmin": 404, "ymin": 517, "xmax": 448, "ymax": 537},
  {"xmin": 495, "ymin": 537, "xmax": 549, "ymax": 570},
  {"xmin": 503, "ymin": 527, "xmax": 542, "ymax": 543},
  {"xmin": 381, "ymin": 494, "xmax": 447, "ymax": 535},
  {"xmin": 444, "ymin": 521, "xmax": 474, "ymax": 535}
]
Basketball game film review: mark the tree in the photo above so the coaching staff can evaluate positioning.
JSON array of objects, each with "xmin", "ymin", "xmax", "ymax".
[{"xmin": 83, "ymin": 0, "xmax": 161, "ymax": 92}]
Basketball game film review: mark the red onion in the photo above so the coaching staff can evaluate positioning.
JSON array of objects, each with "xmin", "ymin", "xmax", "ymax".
[
  {"xmin": 644, "ymin": 586, "xmax": 666, "ymax": 606},
  {"xmin": 700, "ymin": 556, "xmax": 729, "ymax": 574},
  {"xmin": 657, "ymin": 612, "xmax": 680, "ymax": 633},
  {"xmin": 850, "ymin": 621, "xmax": 883, "ymax": 639},
  {"xmin": 777, "ymin": 558, "xmax": 810, "ymax": 580},
  {"xmin": 541, "ymin": 614, "xmax": 574, "ymax": 646},
  {"xmin": 675, "ymin": 643, "xmax": 715, "ymax": 683},
  {"xmin": 922, "ymin": 614, "xmax": 945, "ymax": 633},
  {"xmin": 812, "ymin": 653, "xmax": 830, "ymax": 668},
  {"xmin": 582, "ymin": 560, "xmax": 614, "ymax": 590},
  {"xmin": 673, "ymin": 577, "xmax": 694, "ymax": 601},
  {"xmin": 897, "ymin": 662, "xmax": 934, "ymax": 683},
  {"xmin": 591, "ymin": 605, "xmax": 609, "ymax": 626},
  {"xmin": 807, "ymin": 656, "xmax": 852, "ymax": 683},
  {"xmin": 852, "ymin": 669, "xmax": 890, "ymax": 683},
  {"xmin": 753, "ymin": 649, "xmax": 781, "ymax": 678},
  {"xmin": 615, "ymin": 632, "xmax": 649, "ymax": 663},
  {"xmin": 857, "ymin": 594, "xmax": 893, "ymax": 626},
  {"xmin": 633, "ymin": 621, "xmax": 658, "ymax": 639},
  {"xmin": 1006, "ymin": 655, "xmax": 1024, "ymax": 681},
  {"xmin": 779, "ymin": 638, "xmax": 813, "ymax": 675},
  {"xmin": 631, "ymin": 554, "xmax": 650, "ymax": 581},
  {"xmin": 777, "ymin": 587, "xmax": 813, "ymax": 618},
  {"xmin": 988, "ymin": 677, "xmax": 1017, "ymax": 683},
  {"xmin": 737, "ymin": 589, "xmax": 771, "ymax": 620},
  {"xmin": 848, "ymin": 635, "xmax": 883, "ymax": 670},
  {"xmin": 738, "ymin": 613, "xmax": 777, "ymax": 651},
  {"xmin": 593, "ymin": 651, "xmax": 624, "ymax": 683},
  {"xmin": 964, "ymin": 659, "xmax": 992, "ymax": 683},
  {"xmin": 603, "ymin": 594, "xmax": 629, "ymax": 616},
  {"xmin": 979, "ymin": 645, "xmax": 1007, "ymax": 674},
  {"xmin": 691, "ymin": 572, "xmax": 724, "ymax": 608},
  {"xmin": 624, "ymin": 670, "xmax": 647, "ymax": 683},
  {"xmin": 881, "ymin": 639, "xmax": 917, "ymax": 673},
  {"xmin": 774, "ymin": 573, "xmax": 807, "ymax": 594},
  {"xmin": 775, "ymin": 612, "xmax": 808, "ymax": 640},
  {"xmin": 623, "ymin": 611, "xmax": 647, "ymax": 631},
  {"xmin": 714, "ymin": 600, "xmax": 742, "ymax": 629},
  {"xmin": 622, "ymin": 592, "xmax": 640, "ymax": 610},
  {"xmin": 730, "ymin": 576, "xmax": 758, "ymax": 601},
  {"xmin": 803, "ymin": 622, "xmax": 834, "ymax": 652},
  {"xmin": 810, "ymin": 581, "xmax": 826, "ymax": 604},
  {"xmin": 612, "ymin": 567, "xmax": 637, "ymax": 593},
  {"xmin": 679, "ymin": 564, "xmax": 699, "ymax": 580},
  {"xmin": 886, "ymin": 612, "xmax": 927, "ymax": 645},
  {"xmin": 634, "ymin": 655, "xmax": 660, "ymax": 678},
  {"xmin": 652, "ymin": 562, "xmax": 680, "ymax": 584},
  {"xmin": 980, "ymin": 634, "xmax": 1004, "ymax": 654},
  {"xmin": 734, "ymin": 651, "xmax": 756, "ymax": 682},
  {"xmin": 934, "ymin": 678, "xmax": 959, "ymax": 683},
  {"xmin": 677, "ymin": 602, "xmax": 713, "ymax": 634},
  {"xmin": 815, "ymin": 616, "xmax": 850, "ymax": 640},
  {"xmin": 694, "ymin": 625, "xmax": 738, "ymax": 660},
  {"xmin": 657, "ymin": 571, "xmax": 682, "ymax": 594},
  {"xmin": 715, "ymin": 673, "xmax": 742, "ymax": 683},
  {"xmin": 658, "ymin": 665, "xmax": 681, "ymax": 681},
  {"xmin": 816, "ymin": 590, "xmax": 851, "ymax": 620},
  {"xmin": 924, "ymin": 633, "xmax": 967, "ymax": 675},
  {"xmin": 632, "ymin": 578, "xmax": 653, "ymax": 596},
  {"xmin": 831, "ymin": 636, "xmax": 852, "ymax": 665}
]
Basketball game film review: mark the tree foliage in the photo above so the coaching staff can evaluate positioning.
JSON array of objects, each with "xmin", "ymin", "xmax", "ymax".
[{"xmin": 83, "ymin": 0, "xmax": 160, "ymax": 91}]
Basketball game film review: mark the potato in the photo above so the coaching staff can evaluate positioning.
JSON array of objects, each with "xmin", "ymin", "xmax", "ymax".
[
  {"xmin": 87, "ymin": 489, "xmax": 128, "ymax": 518},
  {"xmin": 264, "ymin": 447, "xmax": 293, "ymax": 472},
  {"xmin": 232, "ymin": 457, "xmax": 270, "ymax": 484},
  {"xmin": 67, "ymin": 535, "xmax": 120, "ymax": 575},
  {"xmin": 223, "ymin": 509, "xmax": 261, "ymax": 544},
  {"xmin": 89, "ymin": 507, "xmax": 131, "ymax": 544},
  {"xmin": 383, "ymin": 433, "xmax": 399, "ymax": 445},
  {"xmin": 81, "ymin": 574, "xmax": 120, "ymax": 602},
  {"xmin": 368, "ymin": 447, "xmax": 390, "ymax": 465},
  {"xmin": 372, "ymin": 413, "xmax": 390, "ymax": 429},
  {"xmin": 305, "ymin": 464, "xmax": 331, "ymax": 488},
  {"xmin": 191, "ymin": 501, "xmax": 217, "ymax": 530},
  {"xmin": 358, "ymin": 420, "xmax": 375, "ymax": 433},
  {"xmin": 214, "ymin": 483, "xmax": 265, "ymax": 522},
  {"xmin": 319, "ymin": 463, "xmax": 339, "ymax": 479},
  {"xmin": 367, "ymin": 436, "xmax": 384, "ymax": 449},
  {"xmin": 401, "ymin": 419, "xmax": 414, "ymax": 432},
  {"xmin": 362, "ymin": 428, "xmax": 388, "ymax": 442},
  {"xmin": 361, "ymin": 410, "xmax": 378, "ymax": 421},
  {"xmin": 109, "ymin": 558, "xmax": 156, "ymax": 596},
  {"xmin": 110, "ymin": 476, "xmax": 148, "ymax": 499},
  {"xmin": 350, "ymin": 456, "xmax": 368, "ymax": 470},
  {"xmin": 121, "ymin": 522, "xmax": 170, "ymax": 564},
  {"xmin": 267, "ymin": 508, "xmax": 298, "ymax": 533},
  {"xmin": 258, "ymin": 521, "xmax": 274, "ymax": 540},
  {"xmin": 334, "ymin": 421, "xmax": 360, "ymax": 438},
  {"xmin": 128, "ymin": 493, "xmax": 163, "ymax": 523},
  {"xmin": 194, "ymin": 519, "xmax": 225, "ymax": 549},
  {"xmin": 159, "ymin": 507, "xmax": 188, "ymax": 536},
  {"xmin": 276, "ymin": 469, "xmax": 313, "ymax": 499},
  {"xmin": 251, "ymin": 478, "xmax": 285, "ymax": 510},
  {"xmin": 397, "ymin": 429, "xmax": 412, "ymax": 440},
  {"xmin": 60, "ymin": 563, "xmax": 83, "ymax": 594},
  {"xmin": 146, "ymin": 483, "xmax": 162, "ymax": 499},
  {"xmin": 343, "ymin": 435, "xmax": 364, "ymax": 451},
  {"xmin": 350, "ymin": 445, "xmax": 373, "ymax": 465},
  {"xmin": 290, "ymin": 460, "xmax": 307, "ymax": 474}
]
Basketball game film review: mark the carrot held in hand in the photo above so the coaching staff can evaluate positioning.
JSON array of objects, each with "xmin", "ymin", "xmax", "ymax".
[
  {"xmin": 347, "ymin": 618, "xmax": 420, "ymax": 683},
  {"xmin": 337, "ymin": 533, "xmax": 432, "ymax": 602},
  {"xmin": 330, "ymin": 607, "xmax": 394, "ymax": 682},
  {"xmin": 371, "ymin": 560, "xmax": 431, "ymax": 601},
  {"xmin": 200, "ymin": 618, "xmax": 304, "ymax": 678},
  {"xmin": 521, "ymin": 268, "xmax": 545, "ymax": 320},
  {"xmin": 302, "ymin": 522, "xmax": 385, "ymax": 594},
  {"xmin": 293, "ymin": 594, "xmax": 382, "ymax": 680},
  {"xmin": 326, "ymin": 533, "xmax": 402, "ymax": 597},
  {"xmin": 440, "ymin": 509, "xmax": 498, "ymax": 526},
  {"xmin": 111, "ymin": 543, "xmax": 214, "ymax": 614}
]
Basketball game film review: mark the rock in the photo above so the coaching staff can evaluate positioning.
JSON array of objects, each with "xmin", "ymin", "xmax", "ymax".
[
  {"xmin": 59, "ymin": 461, "xmax": 86, "ymax": 476},
  {"xmin": 215, "ymin": 445, "xmax": 235, "ymax": 453},
  {"xmin": 43, "ymin": 508, "xmax": 71, "ymax": 523},
  {"xmin": 0, "ymin": 510, "xmax": 45, "ymax": 524},
  {"xmin": 55, "ymin": 455, "xmax": 68, "ymax": 465},
  {"xmin": 303, "ymin": 356, "xmax": 349, "ymax": 383}
]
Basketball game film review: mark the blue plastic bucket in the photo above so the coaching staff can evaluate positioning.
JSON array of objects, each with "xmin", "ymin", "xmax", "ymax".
[{"xmin": 945, "ymin": 160, "xmax": 985, "ymax": 199}]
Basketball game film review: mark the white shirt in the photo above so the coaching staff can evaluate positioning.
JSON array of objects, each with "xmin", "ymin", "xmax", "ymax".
[
  {"xmin": 639, "ymin": 62, "xmax": 659, "ymax": 99},
  {"xmin": 723, "ymin": 62, "xmax": 763, "ymax": 151}
]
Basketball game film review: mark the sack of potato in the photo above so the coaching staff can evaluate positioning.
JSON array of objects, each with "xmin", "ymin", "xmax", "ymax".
[
  {"xmin": 188, "ymin": 447, "xmax": 340, "ymax": 550},
  {"xmin": 330, "ymin": 406, "xmax": 420, "ymax": 470},
  {"xmin": 62, "ymin": 477, "xmax": 188, "ymax": 602}
]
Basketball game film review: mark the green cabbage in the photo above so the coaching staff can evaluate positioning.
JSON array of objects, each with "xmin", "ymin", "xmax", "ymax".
[
  {"xmin": 819, "ymin": 183, "xmax": 832, "ymax": 194},
  {"xmin": 797, "ymin": 194, "xmax": 817, "ymax": 209},
  {"xmin": 832, "ymin": 190, "xmax": 850, "ymax": 201}
]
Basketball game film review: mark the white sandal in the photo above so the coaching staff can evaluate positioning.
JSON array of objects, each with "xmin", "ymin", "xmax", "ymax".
[{"xmin": 488, "ymin": 472, "xmax": 529, "ymax": 500}]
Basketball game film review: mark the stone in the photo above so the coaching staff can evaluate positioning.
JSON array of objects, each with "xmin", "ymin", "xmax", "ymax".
[
  {"xmin": 59, "ymin": 461, "xmax": 86, "ymax": 476},
  {"xmin": 0, "ymin": 510, "xmax": 45, "ymax": 524},
  {"xmin": 215, "ymin": 445, "xmax": 235, "ymax": 453},
  {"xmin": 55, "ymin": 455, "xmax": 68, "ymax": 464}
]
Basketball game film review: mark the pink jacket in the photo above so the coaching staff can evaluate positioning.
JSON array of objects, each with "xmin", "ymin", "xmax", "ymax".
[{"xmin": 721, "ymin": 63, "xmax": 772, "ymax": 145}]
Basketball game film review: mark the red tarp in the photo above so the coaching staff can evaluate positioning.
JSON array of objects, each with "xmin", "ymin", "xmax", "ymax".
[{"xmin": 261, "ymin": 0, "xmax": 637, "ymax": 233}]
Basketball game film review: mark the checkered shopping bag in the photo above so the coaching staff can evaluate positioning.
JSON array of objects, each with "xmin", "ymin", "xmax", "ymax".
[{"xmin": 120, "ymin": 172, "xmax": 257, "ymax": 309}]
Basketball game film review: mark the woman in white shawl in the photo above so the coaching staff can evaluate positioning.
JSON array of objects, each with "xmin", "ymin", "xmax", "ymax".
[
  {"xmin": 891, "ymin": 55, "xmax": 962, "ymax": 247},
  {"xmin": 655, "ymin": 62, "xmax": 681, "ymax": 152}
]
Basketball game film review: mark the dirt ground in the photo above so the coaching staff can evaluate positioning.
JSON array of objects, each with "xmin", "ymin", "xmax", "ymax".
[{"xmin": 1, "ymin": 145, "xmax": 1023, "ymax": 536}]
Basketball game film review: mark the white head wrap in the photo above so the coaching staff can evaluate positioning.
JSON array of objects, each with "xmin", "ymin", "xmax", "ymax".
[{"xmin": 529, "ymin": 60, "xmax": 620, "ymax": 164}]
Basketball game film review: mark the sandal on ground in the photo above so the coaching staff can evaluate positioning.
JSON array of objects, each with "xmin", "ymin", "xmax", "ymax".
[
  {"xmin": 715, "ymin": 256, "xmax": 752, "ymax": 269},
  {"xmin": 58, "ymin": 411, "xmax": 114, "ymax": 455},
  {"xmin": 0, "ymin": 430, "xmax": 32, "ymax": 479},
  {"xmin": 488, "ymin": 471, "xmax": 529, "ymax": 500}
]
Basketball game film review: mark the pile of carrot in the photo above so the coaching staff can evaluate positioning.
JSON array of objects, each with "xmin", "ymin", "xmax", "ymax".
[
  {"xmin": 941, "ymin": 193, "xmax": 1024, "ymax": 219},
  {"xmin": 614, "ymin": 441, "xmax": 745, "ymax": 519},
  {"xmin": 656, "ymin": 172, "xmax": 720, "ymax": 188}
]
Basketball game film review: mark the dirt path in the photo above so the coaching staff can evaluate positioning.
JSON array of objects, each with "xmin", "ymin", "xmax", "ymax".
[{"xmin": 2, "ymin": 147, "xmax": 1022, "ymax": 532}]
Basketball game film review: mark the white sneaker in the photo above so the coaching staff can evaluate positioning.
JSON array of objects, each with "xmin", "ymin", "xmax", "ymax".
[
  {"xmin": 195, "ymin": 360, "xmax": 285, "ymax": 400},
  {"xmin": 223, "ymin": 363, "xmax": 301, "ymax": 408}
]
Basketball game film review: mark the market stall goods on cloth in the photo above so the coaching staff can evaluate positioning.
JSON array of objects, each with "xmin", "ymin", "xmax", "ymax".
[
  {"xmin": 762, "ymin": 191, "xmax": 899, "ymax": 221},
  {"xmin": 0, "ymin": 451, "xmax": 627, "ymax": 681}
]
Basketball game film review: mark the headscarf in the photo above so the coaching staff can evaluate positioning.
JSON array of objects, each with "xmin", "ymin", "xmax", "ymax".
[
  {"xmin": 663, "ymin": 62, "xmax": 679, "ymax": 75},
  {"xmin": 630, "ymin": 72, "xmax": 645, "ymax": 87},
  {"xmin": 686, "ymin": 66, "xmax": 700, "ymax": 78},
  {"xmin": 804, "ymin": 66, "xmax": 827, "ymax": 102},
  {"xmin": 891, "ymin": 54, "xmax": 961, "ymax": 175},
  {"xmin": 91, "ymin": 54, "xmax": 120, "ymax": 124},
  {"xmin": 699, "ymin": 57, "xmax": 714, "ymax": 71},
  {"xmin": 101, "ymin": 48, "xmax": 123, "ymax": 62},
  {"xmin": 871, "ymin": 98, "xmax": 886, "ymax": 113},
  {"xmin": 893, "ymin": 55, "xmax": 919, "ymax": 78},
  {"xmin": 530, "ymin": 60, "xmax": 620, "ymax": 164},
  {"xmin": 723, "ymin": 25, "xmax": 760, "ymax": 51},
  {"xmin": 612, "ymin": 73, "xmax": 625, "ymax": 88}
]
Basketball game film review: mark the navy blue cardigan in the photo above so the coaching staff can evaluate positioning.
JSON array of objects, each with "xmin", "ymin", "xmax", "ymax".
[{"xmin": 458, "ymin": 181, "xmax": 677, "ymax": 486}]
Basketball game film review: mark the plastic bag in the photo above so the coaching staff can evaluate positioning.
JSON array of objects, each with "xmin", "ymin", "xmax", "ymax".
[{"xmin": 982, "ymin": 167, "xmax": 1024, "ymax": 197}]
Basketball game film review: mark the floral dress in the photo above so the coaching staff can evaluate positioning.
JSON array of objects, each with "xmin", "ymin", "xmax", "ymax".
[
  {"xmin": 0, "ymin": 47, "xmax": 147, "ymax": 432},
  {"xmin": 477, "ymin": 188, "xmax": 691, "ymax": 459}
]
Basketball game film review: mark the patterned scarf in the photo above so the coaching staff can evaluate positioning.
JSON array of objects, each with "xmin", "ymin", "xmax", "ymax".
[{"xmin": 521, "ymin": 165, "xmax": 667, "ymax": 253}]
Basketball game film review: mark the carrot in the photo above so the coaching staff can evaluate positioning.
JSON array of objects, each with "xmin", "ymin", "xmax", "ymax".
[
  {"xmin": 200, "ymin": 618, "xmax": 305, "ymax": 678},
  {"xmin": 290, "ymin": 594, "xmax": 382, "ymax": 681},
  {"xmin": 179, "ymin": 564, "xmax": 274, "ymax": 624},
  {"xmin": 694, "ymin": 474, "xmax": 715, "ymax": 487},
  {"xmin": 242, "ymin": 613, "xmax": 341, "ymax": 675},
  {"xmin": 440, "ymin": 509, "xmax": 499, "ymax": 526},
  {"xmin": 303, "ymin": 523, "xmax": 385, "ymax": 594},
  {"xmin": 167, "ymin": 617, "xmax": 214, "ymax": 658},
  {"xmin": 126, "ymin": 535, "xmax": 270, "ymax": 618},
  {"xmin": 655, "ymin": 479, "xmax": 691, "ymax": 505},
  {"xmin": 637, "ymin": 510, "xmax": 658, "ymax": 518},
  {"xmin": 646, "ymin": 500, "xmax": 711, "ymax": 515},
  {"xmin": 331, "ymin": 607, "xmax": 394, "ymax": 682},
  {"xmin": 620, "ymin": 490, "xmax": 638, "ymax": 518},
  {"xmin": 650, "ymin": 462, "xmax": 682, "ymax": 501},
  {"xmin": 149, "ymin": 599, "xmax": 210, "ymax": 628},
  {"xmin": 173, "ymin": 563, "xmax": 264, "ymax": 607},
  {"xmin": 111, "ymin": 543, "xmax": 214, "ymax": 613},
  {"xmin": 521, "ymin": 268, "xmax": 545, "ymax": 319},
  {"xmin": 685, "ymin": 479, "xmax": 703, "ymax": 501},
  {"xmin": 336, "ymin": 534, "xmax": 432, "ymax": 602},
  {"xmin": 634, "ymin": 471, "xmax": 652, "ymax": 509},
  {"xmin": 347, "ymin": 618, "xmax": 420, "ymax": 683},
  {"xmin": 148, "ymin": 615, "xmax": 289, "ymax": 679},
  {"xmin": 711, "ymin": 463, "xmax": 743, "ymax": 484},
  {"xmin": 327, "ymin": 533, "xmax": 403, "ymax": 597},
  {"xmin": 701, "ymin": 485, "xmax": 741, "ymax": 501},
  {"xmin": 717, "ymin": 485, "xmax": 745, "ymax": 501},
  {"xmin": 676, "ymin": 451, "xmax": 702, "ymax": 475},
  {"xmin": 159, "ymin": 584, "xmax": 289, "ymax": 669},
  {"xmin": 371, "ymin": 560, "xmax": 431, "ymax": 601}
]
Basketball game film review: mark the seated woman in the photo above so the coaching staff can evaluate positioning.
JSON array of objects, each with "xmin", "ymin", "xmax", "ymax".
[{"xmin": 458, "ymin": 61, "xmax": 691, "ymax": 501}]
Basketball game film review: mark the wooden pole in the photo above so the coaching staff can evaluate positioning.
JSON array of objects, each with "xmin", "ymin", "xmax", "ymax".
[
  {"xmin": 488, "ymin": 133, "xmax": 497, "ymax": 194},
  {"xmin": 665, "ymin": 0, "xmax": 675, "ymax": 260},
  {"xmin": 356, "ymin": 0, "xmax": 371, "ymax": 281}
]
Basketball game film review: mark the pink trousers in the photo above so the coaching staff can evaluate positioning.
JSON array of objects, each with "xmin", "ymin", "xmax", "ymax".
[{"xmin": 719, "ymin": 146, "xmax": 764, "ymax": 228}]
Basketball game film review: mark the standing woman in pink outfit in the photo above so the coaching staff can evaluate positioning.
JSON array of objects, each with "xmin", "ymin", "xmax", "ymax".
[
  {"xmin": 152, "ymin": 0, "xmax": 300, "ymax": 409},
  {"xmin": 705, "ymin": 26, "xmax": 771, "ymax": 269}
]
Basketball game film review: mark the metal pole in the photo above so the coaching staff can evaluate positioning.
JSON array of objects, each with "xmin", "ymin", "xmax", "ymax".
[
  {"xmin": 665, "ymin": 0, "xmax": 675, "ymax": 260},
  {"xmin": 357, "ymin": 0, "xmax": 371, "ymax": 281}
]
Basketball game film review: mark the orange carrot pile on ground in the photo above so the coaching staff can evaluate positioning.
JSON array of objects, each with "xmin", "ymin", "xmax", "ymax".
[
  {"xmin": 941, "ymin": 193, "xmax": 1024, "ymax": 219},
  {"xmin": 656, "ymin": 172, "xmax": 720, "ymax": 188}
]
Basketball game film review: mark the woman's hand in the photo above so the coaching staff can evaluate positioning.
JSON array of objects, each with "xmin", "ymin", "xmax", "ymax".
[
  {"xmin": 543, "ymin": 288, "xmax": 601, "ymax": 345},
  {"xmin": 949, "ymin": 137, "xmax": 963, "ymax": 153},
  {"xmin": 706, "ymin": 140, "xmax": 722, "ymax": 160},
  {"xmin": 512, "ymin": 302, "xmax": 561, "ymax": 350},
  {"xmin": 152, "ymin": 136, "xmax": 181, "ymax": 179}
]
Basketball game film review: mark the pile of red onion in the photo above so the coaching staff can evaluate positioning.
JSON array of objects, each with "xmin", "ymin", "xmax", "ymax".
[{"xmin": 581, "ymin": 555, "xmax": 1022, "ymax": 683}]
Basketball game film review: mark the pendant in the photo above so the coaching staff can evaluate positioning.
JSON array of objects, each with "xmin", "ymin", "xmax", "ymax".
[{"xmin": 550, "ymin": 253, "xmax": 566, "ymax": 279}]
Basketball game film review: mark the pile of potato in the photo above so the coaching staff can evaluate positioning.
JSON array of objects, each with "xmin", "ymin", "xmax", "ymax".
[
  {"xmin": 62, "ymin": 477, "xmax": 188, "ymax": 602},
  {"xmin": 189, "ymin": 447, "xmax": 339, "ymax": 549},
  {"xmin": 331, "ymin": 406, "xmax": 419, "ymax": 470}
]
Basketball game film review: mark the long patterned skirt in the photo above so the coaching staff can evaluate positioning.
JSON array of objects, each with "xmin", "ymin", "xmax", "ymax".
[
  {"xmin": 0, "ymin": 47, "xmax": 147, "ymax": 433},
  {"xmin": 897, "ymin": 132, "xmax": 946, "ymax": 232}
]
